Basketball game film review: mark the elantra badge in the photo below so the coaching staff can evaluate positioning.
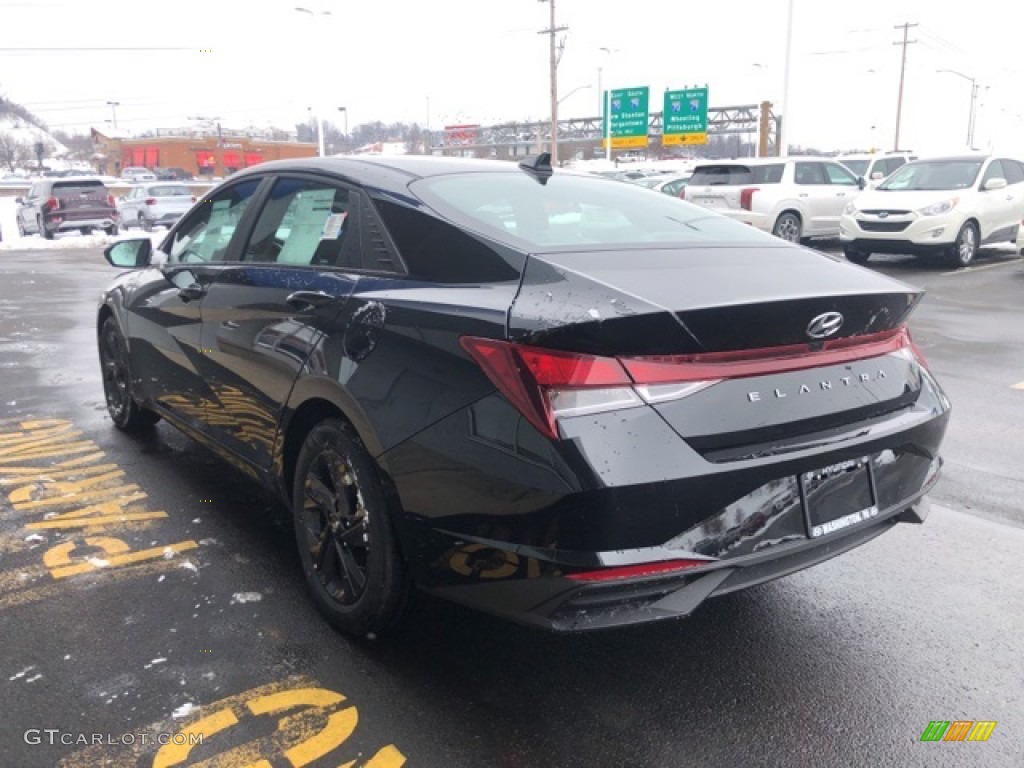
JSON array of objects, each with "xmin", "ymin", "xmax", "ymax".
[{"xmin": 806, "ymin": 311, "xmax": 844, "ymax": 340}]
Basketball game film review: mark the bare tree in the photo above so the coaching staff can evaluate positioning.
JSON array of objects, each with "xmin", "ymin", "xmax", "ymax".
[
  {"xmin": 52, "ymin": 130, "xmax": 94, "ymax": 165},
  {"xmin": 0, "ymin": 132, "xmax": 29, "ymax": 171}
]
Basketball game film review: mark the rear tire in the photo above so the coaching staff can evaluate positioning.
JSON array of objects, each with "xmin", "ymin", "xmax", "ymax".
[
  {"xmin": 98, "ymin": 317, "xmax": 161, "ymax": 432},
  {"xmin": 844, "ymin": 247, "xmax": 871, "ymax": 265},
  {"xmin": 139, "ymin": 213, "xmax": 151, "ymax": 232},
  {"xmin": 947, "ymin": 221, "xmax": 978, "ymax": 268},
  {"xmin": 772, "ymin": 212, "xmax": 802, "ymax": 243},
  {"xmin": 292, "ymin": 418, "xmax": 410, "ymax": 637},
  {"xmin": 105, "ymin": 224, "xmax": 119, "ymax": 236},
  {"xmin": 39, "ymin": 217, "xmax": 53, "ymax": 240}
]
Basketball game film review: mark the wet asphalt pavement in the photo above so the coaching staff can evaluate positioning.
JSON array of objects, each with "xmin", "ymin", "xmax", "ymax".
[{"xmin": 1, "ymin": 241, "xmax": 1022, "ymax": 768}]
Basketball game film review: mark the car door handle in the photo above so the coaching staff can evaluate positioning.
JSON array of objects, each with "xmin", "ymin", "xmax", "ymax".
[
  {"xmin": 799, "ymin": 193, "xmax": 809, "ymax": 197},
  {"xmin": 836, "ymin": 193, "xmax": 846, "ymax": 197},
  {"xmin": 286, "ymin": 290, "xmax": 335, "ymax": 310},
  {"xmin": 178, "ymin": 283, "xmax": 205, "ymax": 302}
]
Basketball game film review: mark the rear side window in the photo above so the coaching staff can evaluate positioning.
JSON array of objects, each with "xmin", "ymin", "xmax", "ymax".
[
  {"xmin": 242, "ymin": 177, "xmax": 362, "ymax": 269},
  {"xmin": 374, "ymin": 199, "xmax": 523, "ymax": 284}
]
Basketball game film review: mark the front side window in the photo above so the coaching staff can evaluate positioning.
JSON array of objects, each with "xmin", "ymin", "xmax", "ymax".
[
  {"xmin": 167, "ymin": 179, "xmax": 261, "ymax": 264},
  {"xmin": 823, "ymin": 163, "xmax": 858, "ymax": 186},
  {"xmin": 981, "ymin": 160, "xmax": 1006, "ymax": 187},
  {"xmin": 1000, "ymin": 159, "xmax": 1024, "ymax": 185},
  {"xmin": 242, "ymin": 177, "xmax": 361, "ymax": 268}
]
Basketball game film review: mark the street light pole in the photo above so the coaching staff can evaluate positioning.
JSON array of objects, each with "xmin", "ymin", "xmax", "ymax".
[
  {"xmin": 337, "ymin": 106, "xmax": 348, "ymax": 154},
  {"xmin": 937, "ymin": 69, "xmax": 978, "ymax": 148},
  {"xmin": 295, "ymin": 6, "xmax": 331, "ymax": 157},
  {"xmin": 779, "ymin": 0, "xmax": 794, "ymax": 157},
  {"xmin": 106, "ymin": 101, "xmax": 120, "ymax": 129}
]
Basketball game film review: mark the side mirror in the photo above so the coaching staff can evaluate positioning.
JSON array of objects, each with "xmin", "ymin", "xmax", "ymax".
[
  {"xmin": 983, "ymin": 177, "xmax": 1007, "ymax": 191},
  {"xmin": 14, "ymin": 196, "xmax": 23, "ymax": 204},
  {"xmin": 870, "ymin": 171, "xmax": 884, "ymax": 180},
  {"xmin": 104, "ymin": 238, "xmax": 152, "ymax": 268},
  {"xmin": 857, "ymin": 176, "xmax": 867, "ymax": 190}
]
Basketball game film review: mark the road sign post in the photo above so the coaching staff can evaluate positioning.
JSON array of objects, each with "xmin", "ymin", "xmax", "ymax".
[
  {"xmin": 602, "ymin": 86, "xmax": 650, "ymax": 151},
  {"xmin": 663, "ymin": 87, "xmax": 709, "ymax": 146}
]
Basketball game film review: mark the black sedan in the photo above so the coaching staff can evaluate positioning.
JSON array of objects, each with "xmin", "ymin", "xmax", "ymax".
[{"xmin": 97, "ymin": 154, "xmax": 950, "ymax": 635}]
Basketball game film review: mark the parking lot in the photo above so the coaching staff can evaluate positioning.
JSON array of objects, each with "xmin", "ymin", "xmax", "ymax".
[{"xmin": 1, "ymin": 240, "xmax": 1023, "ymax": 767}]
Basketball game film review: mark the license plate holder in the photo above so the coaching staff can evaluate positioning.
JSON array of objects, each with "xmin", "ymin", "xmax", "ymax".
[{"xmin": 801, "ymin": 457, "xmax": 878, "ymax": 538}]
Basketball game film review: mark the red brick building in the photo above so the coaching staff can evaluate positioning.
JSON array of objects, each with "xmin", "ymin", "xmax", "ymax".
[{"xmin": 90, "ymin": 129, "xmax": 317, "ymax": 178}]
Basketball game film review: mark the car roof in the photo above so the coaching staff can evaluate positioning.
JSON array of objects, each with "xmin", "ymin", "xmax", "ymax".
[
  {"xmin": 908, "ymin": 155, "xmax": 990, "ymax": 163},
  {"xmin": 227, "ymin": 155, "xmax": 553, "ymax": 196}
]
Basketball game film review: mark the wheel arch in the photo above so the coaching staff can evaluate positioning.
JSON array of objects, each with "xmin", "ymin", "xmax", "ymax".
[{"xmin": 276, "ymin": 378, "xmax": 386, "ymax": 505}]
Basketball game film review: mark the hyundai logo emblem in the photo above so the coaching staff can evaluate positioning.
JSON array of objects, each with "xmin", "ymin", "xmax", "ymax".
[
  {"xmin": 806, "ymin": 311, "xmax": 844, "ymax": 339},
  {"xmin": 878, "ymin": 211, "xmax": 889, "ymax": 218}
]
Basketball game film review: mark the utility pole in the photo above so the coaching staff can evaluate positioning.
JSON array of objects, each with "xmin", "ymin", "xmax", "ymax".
[
  {"xmin": 538, "ymin": 0, "xmax": 567, "ymax": 165},
  {"xmin": 892, "ymin": 22, "xmax": 917, "ymax": 151}
]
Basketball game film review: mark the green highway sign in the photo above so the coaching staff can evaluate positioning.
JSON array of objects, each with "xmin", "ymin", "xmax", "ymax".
[
  {"xmin": 603, "ymin": 86, "xmax": 650, "ymax": 149},
  {"xmin": 663, "ymin": 87, "xmax": 708, "ymax": 145}
]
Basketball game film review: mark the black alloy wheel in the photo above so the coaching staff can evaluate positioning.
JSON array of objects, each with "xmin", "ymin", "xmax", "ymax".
[
  {"xmin": 292, "ymin": 419, "xmax": 409, "ymax": 636},
  {"xmin": 98, "ymin": 317, "xmax": 160, "ymax": 431}
]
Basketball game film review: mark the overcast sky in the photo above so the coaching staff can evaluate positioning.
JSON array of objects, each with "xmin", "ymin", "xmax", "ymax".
[{"xmin": 1, "ymin": 0, "xmax": 1022, "ymax": 154}]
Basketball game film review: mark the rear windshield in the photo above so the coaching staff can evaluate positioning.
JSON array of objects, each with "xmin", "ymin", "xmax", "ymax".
[
  {"xmin": 52, "ymin": 180, "xmax": 105, "ymax": 193},
  {"xmin": 689, "ymin": 164, "xmax": 784, "ymax": 185},
  {"xmin": 149, "ymin": 185, "xmax": 191, "ymax": 197},
  {"xmin": 408, "ymin": 171, "xmax": 778, "ymax": 251},
  {"xmin": 840, "ymin": 159, "xmax": 869, "ymax": 176}
]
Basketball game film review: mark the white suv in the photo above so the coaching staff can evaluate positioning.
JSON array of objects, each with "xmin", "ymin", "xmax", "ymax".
[
  {"xmin": 684, "ymin": 157, "xmax": 866, "ymax": 242},
  {"xmin": 840, "ymin": 155, "xmax": 1024, "ymax": 267},
  {"xmin": 837, "ymin": 152, "xmax": 917, "ymax": 187}
]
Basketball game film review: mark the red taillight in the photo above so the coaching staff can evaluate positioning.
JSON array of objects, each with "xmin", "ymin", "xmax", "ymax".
[
  {"xmin": 107, "ymin": 194, "xmax": 116, "ymax": 207},
  {"xmin": 460, "ymin": 337, "xmax": 633, "ymax": 439},
  {"xmin": 462, "ymin": 327, "xmax": 917, "ymax": 440},
  {"xmin": 45, "ymin": 196, "xmax": 60, "ymax": 212},
  {"xmin": 906, "ymin": 328, "xmax": 931, "ymax": 371},
  {"xmin": 144, "ymin": 197, "xmax": 157, "ymax": 206},
  {"xmin": 191, "ymin": 195, "xmax": 197, "ymax": 203},
  {"xmin": 678, "ymin": 186, "xmax": 686, "ymax": 200},
  {"xmin": 566, "ymin": 559, "xmax": 707, "ymax": 582},
  {"xmin": 739, "ymin": 187, "xmax": 758, "ymax": 211}
]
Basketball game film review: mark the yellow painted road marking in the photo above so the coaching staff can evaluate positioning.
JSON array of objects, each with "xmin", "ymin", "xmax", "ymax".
[{"xmin": 44, "ymin": 537, "xmax": 198, "ymax": 579}]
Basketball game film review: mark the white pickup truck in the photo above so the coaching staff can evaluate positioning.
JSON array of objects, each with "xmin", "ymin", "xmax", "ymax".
[{"xmin": 683, "ymin": 157, "xmax": 867, "ymax": 242}]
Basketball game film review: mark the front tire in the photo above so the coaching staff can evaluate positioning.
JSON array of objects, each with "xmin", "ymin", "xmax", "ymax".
[
  {"xmin": 948, "ymin": 221, "xmax": 978, "ymax": 268},
  {"xmin": 98, "ymin": 317, "xmax": 160, "ymax": 431},
  {"xmin": 292, "ymin": 418, "xmax": 409, "ymax": 637},
  {"xmin": 772, "ymin": 212, "xmax": 803, "ymax": 243}
]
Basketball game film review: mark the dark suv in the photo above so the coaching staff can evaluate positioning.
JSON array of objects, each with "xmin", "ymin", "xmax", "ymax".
[{"xmin": 16, "ymin": 177, "xmax": 119, "ymax": 239}]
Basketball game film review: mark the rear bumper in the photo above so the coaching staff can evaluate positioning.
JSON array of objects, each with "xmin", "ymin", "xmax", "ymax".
[
  {"xmin": 381, "ymin": 365, "xmax": 950, "ymax": 631},
  {"xmin": 45, "ymin": 210, "xmax": 118, "ymax": 231}
]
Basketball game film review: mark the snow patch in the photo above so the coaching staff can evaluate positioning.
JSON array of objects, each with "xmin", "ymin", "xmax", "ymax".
[
  {"xmin": 230, "ymin": 592, "xmax": 262, "ymax": 605},
  {"xmin": 171, "ymin": 702, "xmax": 196, "ymax": 719}
]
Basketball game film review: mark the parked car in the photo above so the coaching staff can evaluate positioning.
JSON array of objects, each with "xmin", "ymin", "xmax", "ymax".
[
  {"xmin": 840, "ymin": 155, "xmax": 1024, "ymax": 267},
  {"xmin": 633, "ymin": 173, "xmax": 692, "ymax": 197},
  {"xmin": 121, "ymin": 166, "xmax": 158, "ymax": 182},
  {"xmin": 838, "ymin": 152, "xmax": 918, "ymax": 187},
  {"xmin": 118, "ymin": 182, "xmax": 196, "ymax": 230},
  {"xmin": 97, "ymin": 154, "xmax": 949, "ymax": 636},
  {"xmin": 684, "ymin": 157, "xmax": 866, "ymax": 242},
  {"xmin": 16, "ymin": 177, "xmax": 119, "ymax": 238},
  {"xmin": 154, "ymin": 167, "xmax": 194, "ymax": 181}
]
